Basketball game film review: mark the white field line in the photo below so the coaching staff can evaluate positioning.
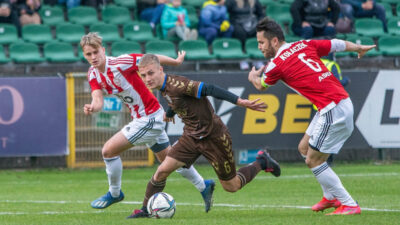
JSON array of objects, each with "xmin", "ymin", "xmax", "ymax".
[
  {"xmin": 3, "ymin": 172, "xmax": 399, "ymax": 185},
  {"xmin": 0, "ymin": 200, "xmax": 399, "ymax": 215}
]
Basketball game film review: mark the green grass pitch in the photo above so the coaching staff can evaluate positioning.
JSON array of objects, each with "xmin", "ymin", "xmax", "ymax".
[{"xmin": 1, "ymin": 163, "xmax": 399, "ymax": 225}]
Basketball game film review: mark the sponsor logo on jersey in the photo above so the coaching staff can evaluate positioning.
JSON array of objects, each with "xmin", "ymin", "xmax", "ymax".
[
  {"xmin": 318, "ymin": 71, "xmax": 332, "ymax": 82},
  {"xmin": 113, "ymin": 77, "xmax": 121, "ymax": 86},
  {"xmin": 279, "ymin": 42, "xmax": 308, "ymax": 61},
  {"xmin": 136, "ymin": 56, "xmax": 142, "ymax": 66}
]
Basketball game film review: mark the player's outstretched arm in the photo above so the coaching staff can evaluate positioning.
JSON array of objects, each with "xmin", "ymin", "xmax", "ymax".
[
  {"xmin": 83, "ymin": 89, "xmax": 103, "ymax": 115},
  {"xmin": 236, "ymin": 98, "xmax": 267, "ymax": 112},
  {"xmin": 344, "ymin": 41, "xmax": 376, "ymax": 59},
  {"xmin": 163, "ymin": 107, "xmax": 176, "ymax": 124},
  {"xmin": 156, "ymin": 51, "xmax": 186, "ymax": 66},
  {"xmin": 248, "ymin": 66, "xmax": 267, "ymax": 91}
]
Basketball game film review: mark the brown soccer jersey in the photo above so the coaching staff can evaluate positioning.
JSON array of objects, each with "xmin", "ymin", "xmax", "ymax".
[{"xmin": 161, "ymin": 74, "xmax": 224, "ymax": 139}]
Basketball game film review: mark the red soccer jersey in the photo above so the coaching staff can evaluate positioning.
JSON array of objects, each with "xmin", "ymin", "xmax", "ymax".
[
  {"xmin": 261, "ymin": 40, "xmax": 349, "ymax": 114},
  {"xmin": 87, "ymin": 53, "xmax": 160, "ymax": 119}
]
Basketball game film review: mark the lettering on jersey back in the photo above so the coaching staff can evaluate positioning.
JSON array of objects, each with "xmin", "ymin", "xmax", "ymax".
[
  {"xmin": 318, "ymin": 71, "xmax": 332, "ymax": 82},
  {"xmin": 280, "ymin": 42, "xmax": 308, "ymax": 61}
]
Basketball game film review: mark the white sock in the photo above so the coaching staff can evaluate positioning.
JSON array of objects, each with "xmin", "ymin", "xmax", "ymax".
[
  {"xmin": 104, "ymin": 156, "xmax": 122, "ymax": 198},
  {"xmin": 176, "ymin": 166, "xmax": 206, "ymax": 192},
  {"xmin": 311, "ymin": 162, "xmax": 357, "ymax": 206}
]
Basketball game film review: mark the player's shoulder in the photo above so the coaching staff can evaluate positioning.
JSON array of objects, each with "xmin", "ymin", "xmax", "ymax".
[{"xmin": 87, "ymin": 66, "xmax": 97, "ymax": 80}]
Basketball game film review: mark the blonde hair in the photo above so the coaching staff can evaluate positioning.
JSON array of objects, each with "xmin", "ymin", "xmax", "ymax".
[
  {"xmin": 138, "ymin": 54, "xmax": 160, "ymax": 68},
  {"xmin": 80, "ymin": 32, "xmax": 103, "ymax": 50}
]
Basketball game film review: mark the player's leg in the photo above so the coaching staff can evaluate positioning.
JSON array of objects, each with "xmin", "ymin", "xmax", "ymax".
[
  {"xmin": 127, "ymin": 156, "xmax": 185, "ymax": 219},
  {"xmin": 307, "ymin": 99, "xmax": 360, "ymax": 215},
  {"xmin": 91, "ymin": 130, "xmax": 133, "ymax": 209}
]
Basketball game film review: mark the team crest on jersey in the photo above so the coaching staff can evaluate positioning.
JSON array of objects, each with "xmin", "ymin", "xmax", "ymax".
[
  {"xmin": 113, "ymin": 77, "xmax": 121, "ymax": 86},
  {"xmin": 101, "ymin": 82, "xmax": 107, "ymax": 89},
  {"xmin": 136, "ymin": 56, "xmax": 142, "ymax": 66},
  {"xmin": 165, "ymin": 95, "xmax": 172, "ymax": 104}
]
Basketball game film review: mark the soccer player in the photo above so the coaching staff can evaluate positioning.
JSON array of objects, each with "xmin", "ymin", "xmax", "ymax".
[
  {"xmin": 81, "ymin": 33, "xmax": 215, "ymax": 212},
  {"xmin": 127, "ymin": 54, "xmax": 281, "ymax": 218},
  {"xmin": 248, "ymin": 17, "xmax": 375, "ymax": 215}
]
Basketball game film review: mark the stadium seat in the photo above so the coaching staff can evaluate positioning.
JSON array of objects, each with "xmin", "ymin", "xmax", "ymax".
[
  {"xmin": 102, "ymin": 5, "xmax": 131, "ymax": 25},
  {"xmin": 397, "ymin": 4, "xmax": 400, "ymax": 16},
  {"xmin": 388, "ymin": 18, "xmax": 400, "ymax": 36},
  {"xmin": 114, "ymin": 0, "xmax": 136, "ymax": 8},
  {"xmin": 90, "ymin": 23, "xmax": 121, "ymax": 42},
  {"xmin": 259, "ymin": 0, "xmax": 277, "ymax": 7},
  {"xmin": 40, "ymin": 6, "xmax": 65, "ymax": 26},
  {"xmin": 44, "ymin": 42, "xmax": 79, "ymax": 63},
  {"xmin": 266, "ymin": 3, "xmax": 292, "ymax": 24},
  {"xmin": 212, "ymin": 38, "xmax": 248, "ymax": 59},
  {"xmin": 22, "ymin": 24, "xmax": 53, "ymax": 44},
  {"xmin": 381, "ymin": 3, "xmax": 394, "ymax": 19},
  {"xmin": 0, "ymin": 45, "xmax": 10, "ymax": 63},
  {"xmin": 188, "ymin": 11, "xmax": 199, "ymax": 29},
  {"xmin": 123, "ymin": 21, "xmax": 157, "ymax": 42},
  {"xmin": 355, "ymin": 18, "xmax": 385, "ymax": 37},
  {"xmin": 178, "ymin": 40, "xmax": 215, "ymax": 60},
  {"xmin": 182, "ymin": 0, "xmax": 204, "ymax": 9},
  {"xmin": 285, "ymin": 34, "xmax": 302, "ymax": 43},
  {"xmin": 245, "ymin": 38, "xmax": 264, "ymax": 59},
  {"xmin": 380, "ymin": 0, "xmax": 399, "ymax": 4},
  {"xmin": 68, "ymin": 6, "xmax": 98, "ymax": 26},
  {"xmin": 378, "ymin": 36, "xmax": 400, "ymax": 56},
  {"xmin": 347, "ymin": 36, "xmax": 381, "ymax": 57},
  {"xmin": 78, "ymin": 47, "xmax": 85, "ymax": 61},
  {"xmin": 56, "ymin": 23, "xmax": 85, "ymax": 43},
  {"xmin": 9, "ymin": 42, "xmax": 45, "ymax": 63},
  {"xmin": 0, "ymin": 23, "xmax": 18, "ymax": 44},
  {"xmin": 145, "ymin": 40, "xmax": 177, "ymax": 58},
  {"xmin": 111, "ymin": 41, "xmax": 142, "ymax": 56}
]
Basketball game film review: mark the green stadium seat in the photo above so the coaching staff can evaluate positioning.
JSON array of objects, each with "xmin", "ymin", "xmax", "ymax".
[
  {"xmin": 380, "ymin": 0, "xmax": 398, "ymax": 4},
  {"xmin": 9, "ymin": 42, "xmax": 45, "ymax": 63},
  {"xmin": 355, "ymin": 18, "xmax": 385, "ymax": 37},
  {"xmin": 381, "ymin": 3, "xmax": 394, "ymax": 19},
  {"xmin": 245, "ymin": 38, "xmax": 264, "ymax": 59},
  {"xmin": 78, "ymin": 47, "xmax": 85, "ymax": 61},
  {"xmin": 111, "ymin": 41, "xmax": 142, "ymax": 56},
  {"xmin": 182, "ymin": 0, "xmax": 204, "ymax": 9},
  {"xmin": 347, "ymin": 36, "xmax": 381, "ymax": 57},
  {"xmin": 102, "ymin": 5, "xmax": 131, "ymax": 25},
  {"xmin": 90, "ymin": 23, "xmax": 121, "ymax": 42},
  {"xmin": 40, "ymin": 6, "xmax": 65, "ymax": 26},
  {"xmin": 279, "ymin": 0, "xmax": 294, "ymax": 3},
  {"xmin": 188, "ymin": 12, "xmax": 199, "ymax": 29},
  {"xmin": 178, "ymin": 40, "xmax": 215, "ymax": 60},
  {"xmin": 114, "ymin": 0, "xmax": 136, "ymax": 8},
  {"xmin": 335, "ymin": 33, "xmax": 347, "ymax": 40},
  {"xmin": 266, "ymin": 3, "xmax": 292, "ymax": 24},
  {"xmin": 212, "ymin": 38, "xmax": 248, "ymax": 59},
  {"xmin": 145, "ymin": 40, "xmax": 177, "ymax": 58},
  {"xmin": 397, "ymin": 4, "xmax": 400, "ymax": 16},
  {"xmin": 0, "ymin": 23, "xmax": 18, "ymax": 44},
  {"xmin": 68, "ymin": 6, "xmax": 98, "ymax": 26},
  {"xmin": 285, "ymin": 34, "xmax": 302, "ymax": 43},
  {"xmin": 378, "ymin": 36, "xmax": 400, "ymax": 56},
  {"xmin": 22, "ymin": 24, "xmax": 53, "ymax": 44},
  {"xmin": 56, "ymin": 23, "xmax": 85, "ymax": 43},
  {"xmin": 44, "ymin": 42, "xmax": 79, "ymax": 63},
  {"xmin": 259, "ymin": 0, "xmax": 277, "ymax": 7},
  {"xmin": 0, "ymin": 45, "xmax": 10, "ymax": 63},
  {"xmin": 388, "ymin": 18, "xmax": 400, "ymax": 36},
  {"xmin": 123, "ymin": 21, "xmax": 157, "ymax": 42}
]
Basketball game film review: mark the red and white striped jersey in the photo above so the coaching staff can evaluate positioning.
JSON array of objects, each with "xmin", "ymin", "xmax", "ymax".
[
  {"xmin": 261, "ymin": 40, "xmax": 349, "ymax": 114},
  {"xmin": 87, "ymin": 53, "xmax": 160, "ymax": 119}
]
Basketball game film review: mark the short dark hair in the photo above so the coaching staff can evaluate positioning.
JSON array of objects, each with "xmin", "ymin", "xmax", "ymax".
[{"xmin": 256, "ymin": 17, "xmax": 285, "ymax": 42}]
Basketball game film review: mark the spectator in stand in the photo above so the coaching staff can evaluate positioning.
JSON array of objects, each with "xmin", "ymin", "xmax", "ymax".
[
  {"xmin": 0, "ymin": 0, "xmax": 21, "ymax": 34},
  {"xmin": 339, "ymin": 0, "xmax": 387, "ymax": 32},
  {"xmin": 140, "ymin": 0, "xmax": 168, "ymax": 29},
  {"xmin": 199, "ymin": 0, "xmax": 233, "ymax": 45},
  {"xmin": 225, "ymin": 0, "xmax": 263, "ymax": 45},
  {"xmin": 18, "ymin": 0, "xmax": 41, "ymax": 26},
  {"xmin": 160, "ymin": 0, "xmax": 198, "ymax": 41},
  {"xmin": 58, "ymin": 0, "xmax": 80, "ymax": 9},
  {"xmin": 290, "ymin": 0, "xmax": 340, "ymax": 39}
]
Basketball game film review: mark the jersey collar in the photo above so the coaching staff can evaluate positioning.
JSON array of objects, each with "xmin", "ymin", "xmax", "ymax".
[
  {"xmin": 160, "ymin": 73, "xmax": 167, "ymax": 91},
  {"xmin": 274, "ymin": 42, "xmax": 292, "ymax": 59}
]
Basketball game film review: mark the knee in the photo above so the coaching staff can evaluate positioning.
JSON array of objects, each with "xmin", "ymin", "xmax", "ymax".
[
  {"xmin": 341, "ymin": 4, "xmax": 354, "ymax": 16},
  {"xmin": 153, "ymin": 169, "xmax": 169, "ymax": 181},
  {"xmin": 298, "ymin": 141, "xmax": 308, "ymax": 156},
  {"xmin": 325, "ymin": 26, "xmax": 336, "ymax": 36},
  {"xmin": 221, "ymin": 185, "xmax": 239, "ymax": 193},
  {"xmin": 302, "ymin": 26, "xmax": 313, "ymax": 39},
  {"xmin": 102, "ymin": 142, "xmax": 114, "ymax": 158}
]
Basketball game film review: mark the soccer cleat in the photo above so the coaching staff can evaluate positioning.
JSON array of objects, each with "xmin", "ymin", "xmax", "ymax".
[
  {"xmin": 127, "ymin": 207, "xmax": 150, "ymax": 219},
  {"xmin": 90, "ymin": 190, "xmax": 124, "ymax": 209},
  {"xmin": 311, "ymin": 197, "xmax": 341, "ymax": 212},
  {"xmin": 326, "ymin": 204, "xmax": 361, "ymax": 215},
  {"xmin": 256, "ymin": 150, "xmax": 281, "ymax": 177},
  {"xmin": 200, "ymin": 179, "xmax": 215, "ymax": 213}
]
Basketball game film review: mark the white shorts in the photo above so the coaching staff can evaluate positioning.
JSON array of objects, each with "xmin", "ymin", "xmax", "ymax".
[
  {"xmin": 306, "ymin": 98, "xmax": 354, "ymax": 154},
  {"xmin": 121, "ymin": 109, "xmax": 169, "ymax": 153}
]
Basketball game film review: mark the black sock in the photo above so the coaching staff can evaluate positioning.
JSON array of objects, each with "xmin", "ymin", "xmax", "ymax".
[
  {"xmin": 142, "ymin": 176, "xmax": 166, "ymax": 208},
  {"xmin": 236, "ymin": 162, "xmax": 261, "ymax": 188}
]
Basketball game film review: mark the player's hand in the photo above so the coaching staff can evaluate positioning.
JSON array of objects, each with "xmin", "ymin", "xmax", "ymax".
[
  {"xmin": 176, "ymin": 51, "xmax": 186, "ymax": 65},
  {"xmin": 327, "ymin": 22, "xmax": 334, "ymax": 27},
  {"xmin": 357, "ymin": 44, "xmax": 376, "ymax": 58},
  {"xmin": 84, "ymin": 104, "xmax": 94, "ymax": 115},
  {"xmin": 237, "ymin": 98, "xmax": 267, "ymax": 112},
  {"xmin": 163, "ymin": 112, "xmax": 175, "ymax": 124},
  {"xmin": 248, "ymin": 66, "xmax": 264, "ymax": 82},
  {"xmin": 302, "ymin": 21, "xmax": 311, "ymax": 27}
]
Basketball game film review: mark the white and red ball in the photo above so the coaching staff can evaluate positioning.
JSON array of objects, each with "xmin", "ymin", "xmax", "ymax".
[{"xmin": 147, "ymin": 192, "xmax": 176, "ymax": 219}]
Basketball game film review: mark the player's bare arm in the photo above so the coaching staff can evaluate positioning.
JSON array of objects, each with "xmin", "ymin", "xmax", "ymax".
[
  {"xmin": 236, "ymin": 98, "xmax": 267, "ymax": 112},
  {"xmin": 344, "ymin": 41, "xmax": 376, "ymax": 59},
  {"xmin": 156, "ymin": 51, "xmax": 186, "ymax": 66},
  {"xmin": 84, "ymin": 89, "xmax": 103, "ymax": 115},
  {"xmin": 248, "ymin": 66, "xmax": 267, "ymax": 91}
]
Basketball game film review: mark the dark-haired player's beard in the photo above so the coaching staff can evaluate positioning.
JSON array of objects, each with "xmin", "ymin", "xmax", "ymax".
[{"xmin": 264, "ymin": 40, "xmax": 276, "ymax": 59}]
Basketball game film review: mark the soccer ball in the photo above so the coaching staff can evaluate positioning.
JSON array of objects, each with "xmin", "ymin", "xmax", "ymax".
[{"xmin": 147, "ymin": 192, "xmax": 176, "ymax": 219}]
